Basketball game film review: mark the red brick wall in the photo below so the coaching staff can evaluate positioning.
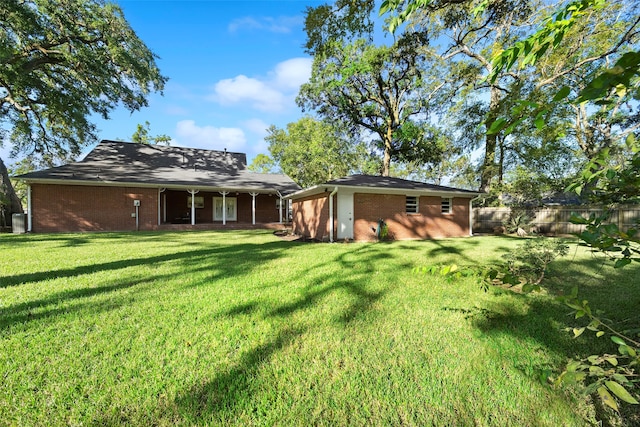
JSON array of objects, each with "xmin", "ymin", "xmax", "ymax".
[
  {"xmin": 30, "ymin": 184, "xmax": 158, "ymax": 232},
  {"xmin": 291, "ymin": 192, "xmax": 335, "ymax": 240},
  {"xmin": 353, "ymin": 193, "xmax": 471, "ymax": 241}
]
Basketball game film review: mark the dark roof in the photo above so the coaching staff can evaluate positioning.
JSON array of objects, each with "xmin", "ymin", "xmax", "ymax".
[
  {"xmin": 324, "ymin": 174, "xmax": 479, "ymax": 194},
  {"xmin": 287, "ymin": 174, "xmax": 479, "ymax": 200},
  {"xmin": 17, "ymin": 140, "xmax": 300, "ymax": 194}
]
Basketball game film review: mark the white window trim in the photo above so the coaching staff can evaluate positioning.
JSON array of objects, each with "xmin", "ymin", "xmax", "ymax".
[
  {"xmin": 213, "ymin": 196, "xmax": 237, "ymax": 221},
  {"xmin": 406, "ymin": 195, "xmax": 419, "ymax": 214}
]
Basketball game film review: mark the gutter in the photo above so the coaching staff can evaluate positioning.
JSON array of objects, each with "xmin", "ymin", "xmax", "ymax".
[{"xmin": 328, "ymin": 187, "xmax": 338, "ymax": 242}]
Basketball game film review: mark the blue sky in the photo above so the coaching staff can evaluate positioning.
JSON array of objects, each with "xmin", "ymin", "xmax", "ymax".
[{"xmin": 92, "ymin": 0, "xmax": 325, "ymax": 163}]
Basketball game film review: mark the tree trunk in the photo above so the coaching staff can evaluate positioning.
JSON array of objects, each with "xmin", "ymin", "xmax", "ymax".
[
  {"xmin": 479, "ymin": 87, "xmax": 501, "ymax": 193},
  {"xmin": 382, "ymin": 128, "xmax": 393, "ymax": 176},
  {"xmin": 0, "ymin": 157, "xmax": 24, "ymax": 227}
]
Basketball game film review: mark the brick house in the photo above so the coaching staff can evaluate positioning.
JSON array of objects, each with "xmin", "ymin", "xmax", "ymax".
[
  {"xmin": 287, "ymin": 175, "xmax": 479, "ymax": 242},
  {"xmin": 16, "ymin": 141, "xmax": 300, "ymax": 233}
]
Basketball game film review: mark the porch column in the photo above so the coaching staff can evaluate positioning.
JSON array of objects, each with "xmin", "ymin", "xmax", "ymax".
[
  {"xmin": 163, "ymin": 193, "xmax": 167, "ymax": 223},
  {"xmin": 188, "ymin": 189, "xmax": 199, "ymax": 225},
  {"xmin": 158, "ymin": 188, "xmax": 166, "ymax": 226},
  {"xmin": 27, "ymin": 184, "xmax": 32, "ymax": 232},
  {"xmin": 249, "ymin": 192, "xmax": 259, "ymax": 225},
  {"xmin": 219, "ymin": 191, "xmax": 229, "ymax": 225}
]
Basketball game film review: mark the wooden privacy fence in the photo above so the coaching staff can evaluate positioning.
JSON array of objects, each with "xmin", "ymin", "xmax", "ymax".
[{"xmin": 473, "ymin": 206, "xmax": 640, "ymax": 235}]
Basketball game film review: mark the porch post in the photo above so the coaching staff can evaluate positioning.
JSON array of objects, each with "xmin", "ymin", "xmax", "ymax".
[
  {"xmin": 158, "ymin": 188, "xmax": 166, "ymax": 226},
  {"xmin": 188, "ymin": 189, "xmax": 199, "ymax": 225},
  {"xmin": 219, "ymin": 191, "xmax": 229, "ymax": 225},
  {"xmin": 249, "ymin": 192, "xmax": 259, "ymax": 225}
]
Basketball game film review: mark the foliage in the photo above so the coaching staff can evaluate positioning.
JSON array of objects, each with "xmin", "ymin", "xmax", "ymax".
[
  {"xmin": 418, "ymin": 237, "xmax": 568, "ymax": 292},
  {"xmin": 304, "ymin": 0, "xmax": 374, "ymax": 56},
  {"xmin": 380, "ymin": 0, "xmax": 639, "ymax": 194},
  {"xmin": 560, "ymin": 146, "xmax": 640, "ymax": 414},
  {"xmin": 0, "ymin": 0, "xmax": 166, "ymax": 218},
  {"xmin": 298, "ymin": 31, "xmax": 446, "ymax": 176},
  {"xmin": 554, "ymin": 287, "xmax": 640, "ymax": 412},
  {"xmin": 502, "ymin": 237, "xmax": 569, "ymax": 287},
  {"xmin": 502, "ymin": 207, "xmax": 534, "ymax": 234},
  {"xmin": 0, "ymin": 0, "xmax": 167, "ymax": 160},
  {"xmin": 131, "ymin": 121, "xmax": 171, "ymax": 145},
  {"xmin": 265, "ymin": 116, "xmax": 361, "ymax": 187},
  {"xmin": 247, "ymin": 153, "xmax": 277, "ymax": 174}
]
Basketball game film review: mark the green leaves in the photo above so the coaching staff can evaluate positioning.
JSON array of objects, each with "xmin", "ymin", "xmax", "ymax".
[
  {"xmin": 605, "ymin": 381, "xmax": 639, "ymax": 405},
  {"xmin": 598, "ymin": 386, "xmax": 618, "ymax": 411},
  {"xmin": 265, "ymin": 117, "xmax": 361, "ymax": 188},
  {"xmin": 0, "ymin": 0, "xmax": 166, "ymax": 162}
]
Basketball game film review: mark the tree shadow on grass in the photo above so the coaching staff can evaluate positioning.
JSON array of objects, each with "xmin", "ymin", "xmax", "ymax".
[
  {"xmin": 1, "ymin": 241, "xmax": 288, "ymax": 289},
  {"xmin": 1, "ymin": 278, "xmax": 143, "ymax": 330},
  {"xmin": 175, "ymin": 242, "xmax": 392, "ymax": 422},
  {"xmin": 1, "ymin": 240, "xmax": 291, "ymax": 332},
  {"xmin": 175, "ymin": 326, "xmax": 304, "ymax": 423}
]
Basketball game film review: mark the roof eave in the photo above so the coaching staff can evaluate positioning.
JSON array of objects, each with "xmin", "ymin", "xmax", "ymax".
[
  {"xmin": 285, "ymin": 183, "xmax": 480, "ymax": 199},
  {"xmin": 19, "ymin": 177, "xmax": 290, "ymax": 194}
]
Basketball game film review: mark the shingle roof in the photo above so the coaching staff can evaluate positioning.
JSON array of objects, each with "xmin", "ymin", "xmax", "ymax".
[
  {"xmin": 286, "ymin": 174, "xmax": 479, "ymax": 199},
  {"xmin": 324, "ymin": 174, "xmax": 479, "ymax": 194},
  {"xmin": 17, "ymin": 140, "xmax": 301, "ymax": 194}
]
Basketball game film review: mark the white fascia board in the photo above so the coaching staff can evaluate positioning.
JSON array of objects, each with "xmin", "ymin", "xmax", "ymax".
[
  {"xmin": 286, "ymin": 183, "xmax": 479, "ymax": 199},
  {"xmin": 20, "ymin": 178, "xmax": 280, "ymax": 194}
]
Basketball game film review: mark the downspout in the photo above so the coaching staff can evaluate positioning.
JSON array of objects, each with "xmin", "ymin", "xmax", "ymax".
[
  {"xmin": 328, "ymin": 187, "xmax": 338, "ymax": 242},
  {"xmin": 27, "ymin": 184, "xmax": 32, "ymax": 232}
]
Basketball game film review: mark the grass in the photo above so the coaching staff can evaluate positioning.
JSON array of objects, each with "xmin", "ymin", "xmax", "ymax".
[{"xmin": 0, "ymin": 231, "xmax": 638, "ymax": 426}]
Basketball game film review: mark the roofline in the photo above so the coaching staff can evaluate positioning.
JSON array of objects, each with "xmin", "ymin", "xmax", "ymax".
[
  {"xmin": 285, "ymin": 183, "xmax": 480, "ymax": 199},
  {"xmin": 19, "ymin": 177, "xmax": 291, "ymax": 194},
  {"xmin": 99, "ymin": 139, "xmax": 248, "ymax": 157}
]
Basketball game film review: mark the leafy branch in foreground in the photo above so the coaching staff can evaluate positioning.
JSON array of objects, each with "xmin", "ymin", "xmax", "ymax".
[
  {"xmin": 555, "ymin": 286, "xmax": 640, "ymax": 412},
  {"xmin": 415, "ymin": 237, "xmax": 569, "ymax": 292}
]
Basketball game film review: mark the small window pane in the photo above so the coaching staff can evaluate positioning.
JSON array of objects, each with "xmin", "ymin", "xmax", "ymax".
[{"xmin": 406, "ymin": 196, "xmax": 418, "ymax": 213}]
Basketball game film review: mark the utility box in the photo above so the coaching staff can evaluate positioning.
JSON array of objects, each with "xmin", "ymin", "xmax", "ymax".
[{"xmin": 12, "ymin": 213, "xmax": 26, "ymax": 234}]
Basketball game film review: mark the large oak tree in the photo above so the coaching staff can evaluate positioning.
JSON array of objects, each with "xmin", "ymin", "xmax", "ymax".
[
  {"xmin": 297, "ymin": 32, "xmax": 445, "ymax": 176},
  {"xmin": 0, "ymin": 0, "xmax": 167, "ymax": 223}
]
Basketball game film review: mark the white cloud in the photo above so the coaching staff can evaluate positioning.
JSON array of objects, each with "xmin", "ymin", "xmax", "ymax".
[
  {"xmin": 272, "ymin": 58, "xmax": 313, "ymax": 91},
  {"xmin": 174, "ymin": 120, "xmax": 246, "ymax": 151},
  {"xmin": 210, "ymin": 57, "xmax": 312, "ymax": 113},
  {"xmin": 213, "ymin": 75, "xmax": 286, "ymax": 112},
  {"xmin": 228, "ymin": 16, "xmax": 303, "ymax": 34}
]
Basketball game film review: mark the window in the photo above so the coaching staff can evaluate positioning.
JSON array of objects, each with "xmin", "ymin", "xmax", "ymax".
[
  {"xmin": 406, "ymin": 196, "xmax": 418, "ymax": 213},
  {"xmin": 441, "ymin": 197, "xmax": 452, "ymax": 214},
  {"xmin": 187, "ymin": 196, "xmax": 204, "ymax": 209},
  {"xmin": 213, "ymin": 197, "xmax": 237, "ymax": 221}
]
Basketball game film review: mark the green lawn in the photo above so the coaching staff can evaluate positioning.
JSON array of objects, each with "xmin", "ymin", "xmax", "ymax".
[{"xmin": 0, "ymin": 231, "xmax": 637, "ymax": 426}]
